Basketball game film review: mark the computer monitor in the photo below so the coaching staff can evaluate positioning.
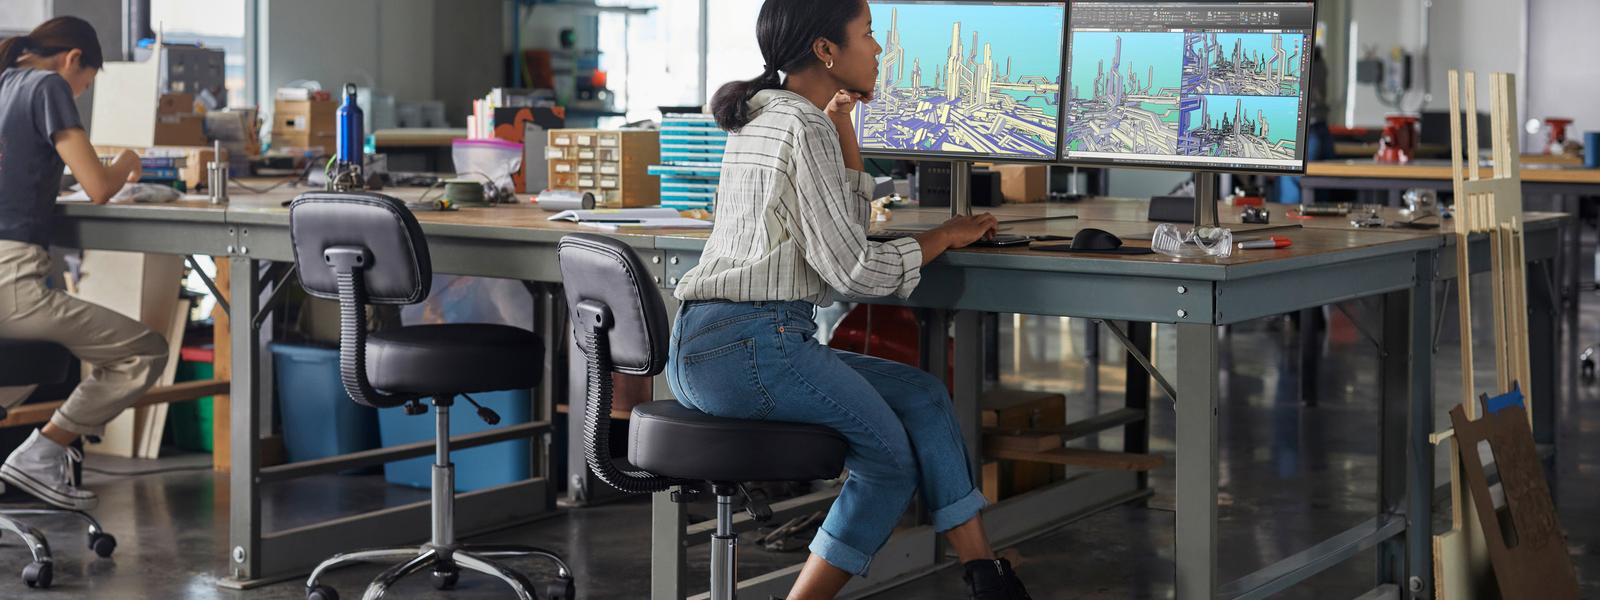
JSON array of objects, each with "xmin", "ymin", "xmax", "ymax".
[
  {"xmin": 1060, "ymin": 1, "xmax": 1318, "ymax": 173},
  {"xmin": 855, "ymin": 1, "xmax": 1068, "ymax": 163}
]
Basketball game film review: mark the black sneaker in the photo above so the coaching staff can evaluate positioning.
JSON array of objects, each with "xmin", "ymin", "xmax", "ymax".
[{"xmin": 963, "ymin": 558, "xmax": 1031, "ymax": 600}]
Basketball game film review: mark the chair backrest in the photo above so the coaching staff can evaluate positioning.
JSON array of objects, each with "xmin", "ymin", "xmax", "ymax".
[
  {"xmin": 556, "ymin": 233, "xmax": 669, "ymax": 377},
  {"xmin": 289, "ymin": 191, "xmax": 432, "ymax": 305},
  {"xmin": 557, "ymin": 233, "xmax": 678, "ymax": 494},
  {"xmin": 289, "ymin": 191, "xmax": 431, "ymax": 408}
]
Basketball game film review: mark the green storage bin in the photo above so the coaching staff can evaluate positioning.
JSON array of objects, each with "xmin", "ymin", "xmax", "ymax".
[{"xmin": 169, "ymin": 358, "xmax": 214, "ymax": 453}]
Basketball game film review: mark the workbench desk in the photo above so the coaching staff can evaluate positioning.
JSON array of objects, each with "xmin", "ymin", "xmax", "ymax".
[
  {"xmin": 1299, "ymin": 159, "xmax": 1591, "ymax": 437},
  {"xmin": 53, "ymin": 190, "xmax": 1460, "ymax": 599}
]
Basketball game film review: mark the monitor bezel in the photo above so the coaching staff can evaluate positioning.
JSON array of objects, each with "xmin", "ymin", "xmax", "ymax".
[
  {"xmin": 857, "ymin": 0, "xmax": 1072, "ymax": 165},
  {"xmin": 1055, "ymin": 0, "xmax": 1321, "ymax": 175}
]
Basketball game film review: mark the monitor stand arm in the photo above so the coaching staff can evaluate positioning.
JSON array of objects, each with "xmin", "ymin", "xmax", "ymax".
[
  {"xmin": 950, "ymin": 160, "xmax": 973, "ymax": 218},
  {"xmin": 1194, "ymin": 171, "xmax": 1221, "ymax": 228}
]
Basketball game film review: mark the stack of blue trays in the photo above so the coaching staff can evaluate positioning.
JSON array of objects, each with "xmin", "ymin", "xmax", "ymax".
[{"xmin": 648, "ymin": 114, "xmax": 725, "ymax": 212}]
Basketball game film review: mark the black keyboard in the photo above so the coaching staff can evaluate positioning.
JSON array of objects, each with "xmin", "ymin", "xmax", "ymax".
[{"xmin": 869, "ymin": 231, "xmax": 1033, "ymax": 247}]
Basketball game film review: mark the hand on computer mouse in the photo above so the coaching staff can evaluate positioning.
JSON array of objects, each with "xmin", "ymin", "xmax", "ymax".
[{"xmin": 938, "ymin": 213, "xmax": 1000, "ymax": 249}]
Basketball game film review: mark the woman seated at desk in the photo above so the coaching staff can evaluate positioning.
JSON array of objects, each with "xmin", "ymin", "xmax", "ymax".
[
  {"xmin": 669, "ymin": 1, "xmax": 1028, "ymax": 599},
  {"xmin": 0, "ymin": 17, "xmax": 168, "ymax": 510}
]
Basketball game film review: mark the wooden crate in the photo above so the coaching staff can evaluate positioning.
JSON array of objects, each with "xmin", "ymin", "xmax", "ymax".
[
  {"xmin": 979, "ymin": 389, "xmax": 1066, "ymax": 503},
  {"xmin": 547, "ymin": 128, "xmax": 660, "ymax": 208}
]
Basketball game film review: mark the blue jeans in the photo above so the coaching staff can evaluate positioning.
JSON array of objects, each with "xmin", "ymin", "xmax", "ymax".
[{"xmin": 666, "ymin": 300, "xmax": 987, "ymax": 576}]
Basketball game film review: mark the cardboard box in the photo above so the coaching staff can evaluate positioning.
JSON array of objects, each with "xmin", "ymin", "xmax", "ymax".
[
  {"xmin": 994, "ymin": 165, "xmax": 1049, "ymax": 204},
  {"xmin": 153, "ymin": 113, "xmax": 207, "ymax": 147},
  {"xmin": 157, "ymin": 93, "xmax": 195, "ymax": 115},
  {"xmin": 273, "ymin": 99, "xmax": 336, "ymax": 136}
]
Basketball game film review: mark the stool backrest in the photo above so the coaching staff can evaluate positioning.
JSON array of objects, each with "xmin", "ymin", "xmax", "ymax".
[
  {"xmin": 289, "ymin": 192, "xmax": 431, "ymax": 408},
  {"xmin": 289, "ymin": 192, "xmax": 432, "ymax": 305},
  {"xmin": 556, "ymin": 234, "xmax": 669, "ymax": 377},
  {"xmin": 557, "ymin": 233, "xmax": 680, "ymax": 494}
]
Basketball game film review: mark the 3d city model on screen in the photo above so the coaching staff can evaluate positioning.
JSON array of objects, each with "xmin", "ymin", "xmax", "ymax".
[
  {"xmin": 1061, "ymin": 2, "xmax": 1315, "ymax": 169},
  {"xmin": 1182, "ymin": 33, "xmax": 1303, "ymax": 97},
  {"xmin": 1063, "ymin": 31, "xmax": 1182, "ymax": 155},
  {"xmin": 856, "ymin": 3, "xmax": 1066, "ymax": 160},
  {"xmin": 1177, "ymin": 94, "xmax": 1298, "ymax": 159}
]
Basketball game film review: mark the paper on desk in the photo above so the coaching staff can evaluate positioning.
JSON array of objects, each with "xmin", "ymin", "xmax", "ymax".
[
  {"xmin": 59, "ymin": 189, "xmax": 210, "ymax": 203},
  {"xmin": 547, "ymin": 208, "xmax": 681, "ymax": 223},
  {"xmin": 580, "ymin": 218, "xmax": 713, "ymax": 231}
]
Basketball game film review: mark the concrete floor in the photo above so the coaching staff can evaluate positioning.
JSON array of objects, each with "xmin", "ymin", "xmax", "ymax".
[{"xmin": 0, "ymin": 257, "xmax": 1596, "ymax": 598}]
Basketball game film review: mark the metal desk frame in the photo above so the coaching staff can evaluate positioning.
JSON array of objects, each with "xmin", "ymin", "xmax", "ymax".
[
  {"xmin": 51, "ymin": 198, "xmax": 1566, "ymax": 599},
  {"xmin": 653, "ymin": 231, "xmax": 1445, "ymax": 599},
  {"xmin": 1303, "ymin": 172, "xmax": 1586, "ymax": 483}
]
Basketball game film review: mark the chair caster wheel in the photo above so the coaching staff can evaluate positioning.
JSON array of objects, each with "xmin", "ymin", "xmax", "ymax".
[
  {"xmin": 22, "ymin": 561, "xmax": 51, "ymax": 589},
  {"xmin": 306, "ymin": 584, "xmax": 339, "ymax": 600},
  {"xmin": 89, "ymin": 532, "xmax": 117, "ymax": 558},
  {"xmin": 546, "ymin": 577, "xmax": 576, "ymax": 600},
  {"xmin": 431, "ymin": 565, "xmax": 459, "ymax": 590}
]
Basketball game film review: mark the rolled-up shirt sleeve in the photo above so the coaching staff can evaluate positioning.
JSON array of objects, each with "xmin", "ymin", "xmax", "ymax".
[{"xmin": 789, "ymin": 115, "xmax": 923, "ymax": 299}]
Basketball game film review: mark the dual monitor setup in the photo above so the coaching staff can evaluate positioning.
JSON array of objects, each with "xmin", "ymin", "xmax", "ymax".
[{"xmin": 853, "ymin": 0, "xmax": 1318, "ymax": 176}]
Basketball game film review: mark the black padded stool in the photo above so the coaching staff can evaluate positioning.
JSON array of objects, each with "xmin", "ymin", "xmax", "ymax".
[
  {"xmin": 557, "ymin": 234, "xmax": 848, "ymax": 600},
  {"xmin": 0, "ymin": 339, "xmax": 117, "ymax": 589},
  {"xmin": 289, "ymin": 192, "xmax": 573, "ymax": 600}
]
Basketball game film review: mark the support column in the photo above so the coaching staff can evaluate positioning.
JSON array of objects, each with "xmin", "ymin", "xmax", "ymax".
[
  {"xmin": 1174, "ymin": 322, "xmax": 1219, "ymax": 598},
  {"xmin": 226, "ymin": 257, "xmax": 263, "ymax": 581}
]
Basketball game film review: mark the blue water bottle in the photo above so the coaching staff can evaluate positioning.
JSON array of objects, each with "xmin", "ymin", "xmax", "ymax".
[{"xmin": 337, "ymin": 84, "xmax": 364, "ymax": 167}]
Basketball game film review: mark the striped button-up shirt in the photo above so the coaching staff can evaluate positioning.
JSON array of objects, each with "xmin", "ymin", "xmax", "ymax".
[{"xmin": 675, "ymin": 90, "xmax": 923, "ymax": 305}]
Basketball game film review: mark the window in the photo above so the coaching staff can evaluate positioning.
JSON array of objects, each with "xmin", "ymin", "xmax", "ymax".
[
  {"xmin": 596, "ymin": 0, "xmax": 705, "ymax": 123},
  {"xmin": 704, "ymin": 0, "xmax": 763, "ymax": 96},
  {"xmin": 150, "ymin": 0, "xmax": 248, "ymax": 107}
]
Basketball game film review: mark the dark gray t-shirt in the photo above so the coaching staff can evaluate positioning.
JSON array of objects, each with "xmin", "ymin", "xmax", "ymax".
[{"xmin": 0, "ymin": 68, "xmax": 82, "ymax": 248}]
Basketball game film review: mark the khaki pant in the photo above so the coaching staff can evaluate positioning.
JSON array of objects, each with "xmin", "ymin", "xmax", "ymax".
[{"xmin": 0, "ymin": 241, "xmax": 168, "ymax": 437}]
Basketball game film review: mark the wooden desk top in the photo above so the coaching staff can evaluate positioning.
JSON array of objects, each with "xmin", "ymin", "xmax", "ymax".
[
  {"xmin": 1306, "ymin": 159, "xmax": 1600, "ymax": 185},
  {"xmin": 58, "ymin": 183, "xmax": 1481, "ymax": 279},
  {"xmin": 372, "ymin": 128, "xmax": 468, "ymax": 149},
  {"xmin": 890, "ymin": 199, "xmax": 1564, "ymax": 235}
]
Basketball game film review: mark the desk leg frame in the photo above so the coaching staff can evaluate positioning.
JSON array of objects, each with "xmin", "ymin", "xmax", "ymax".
[
  {"xmin": 228, "ymin": 256, "xmax": 263, "ymax": 581},
  {"xmin": 1174, "ymin": 321, "xmax": 1220, "ymax": 597}
]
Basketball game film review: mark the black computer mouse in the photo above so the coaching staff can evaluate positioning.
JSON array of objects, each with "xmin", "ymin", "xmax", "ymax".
[{"xmin": 1071, "ymin": 228, "xmax": 1123, "ymax": 251}]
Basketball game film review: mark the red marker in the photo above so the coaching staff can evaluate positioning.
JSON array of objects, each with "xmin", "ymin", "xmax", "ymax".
[{"xmin": 1237, "ymin": 236, "xmax": 1293, "ymax": 250}]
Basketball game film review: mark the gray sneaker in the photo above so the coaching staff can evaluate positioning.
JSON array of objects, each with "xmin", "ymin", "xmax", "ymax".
[{"xmin": 0, "ymin": 430, "xmax": 97, "ymax": 511}]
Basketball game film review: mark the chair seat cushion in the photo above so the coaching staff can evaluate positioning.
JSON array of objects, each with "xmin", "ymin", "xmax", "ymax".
[
  {"xmin": 365, "ymin": 324, "xmax": 542, "ymax": 397},
  {"xmin": 628, "ymin": 402, "xmax": 848, "ymax": 483},
  {"xmin": 0, "ymin": 340, "xmax": 73, "ymax": 387}
]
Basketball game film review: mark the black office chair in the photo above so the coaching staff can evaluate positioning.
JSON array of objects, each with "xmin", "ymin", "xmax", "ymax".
[
  {"xmin": 557, "ymin": 234, "xmax": 849, "ymax": 600},
  {"xmin": 289, "ymin": 192, "xmax": 573, "ymax": 600},
  {"xmin": 0, "ymin": 339, "xmax": 118, "ymax": 590}
]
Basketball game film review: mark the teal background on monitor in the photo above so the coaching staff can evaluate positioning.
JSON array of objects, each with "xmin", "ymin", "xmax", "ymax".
[
  {"xmin": 1187, "ymin": 94, "xmax": 1300, "ymax": 147},
  {"xmin": 1068, "ymin": 31, "xmax": 1183, "ymax": 100},
  {"xmin": 871, "ymin": 2, "xmax": 1066, "ymax": 87}
]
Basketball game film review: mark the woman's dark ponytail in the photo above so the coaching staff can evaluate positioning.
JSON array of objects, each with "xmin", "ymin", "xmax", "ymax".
[
  {"xmin": 711, "ymin": 68, "xmax": 783, "ymax": 132},
  {"xmin": 0, "ymin": 36, "xmax": 33, "ymax": 73},
  {"xmin": 2, "ymin": 17, "xmax": 105, "ymax": 75},
  {"xmin": 709, "ymin": 0, "xmax": 865, "ymax": 132}
]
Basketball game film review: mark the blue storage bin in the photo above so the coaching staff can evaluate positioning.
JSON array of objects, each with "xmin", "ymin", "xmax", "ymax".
[
  {"xmin": 378, "ymin": 389, "xmax": 531, "ymax": 492},
  {"xmin": 271, "ymin": 343, "xmax": 382, "ymax": 465}
]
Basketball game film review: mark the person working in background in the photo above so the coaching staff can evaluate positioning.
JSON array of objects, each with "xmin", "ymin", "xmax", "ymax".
[
  {"xmin": 670, "ymin": 1, "xmax": 1029, "ymax": 598},
  {"xmin": 0, "ymin": 17, "xmax": 168, "ymax": 511}
]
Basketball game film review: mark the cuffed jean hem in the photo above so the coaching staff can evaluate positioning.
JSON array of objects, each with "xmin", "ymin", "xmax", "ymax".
[
  {"xmin": 809, "ymin": 526, "xmax": 876, "ymax": 577},
  {"xmin": 931, "ymin": 487, "xmax": 988, "ymax": 533}
]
